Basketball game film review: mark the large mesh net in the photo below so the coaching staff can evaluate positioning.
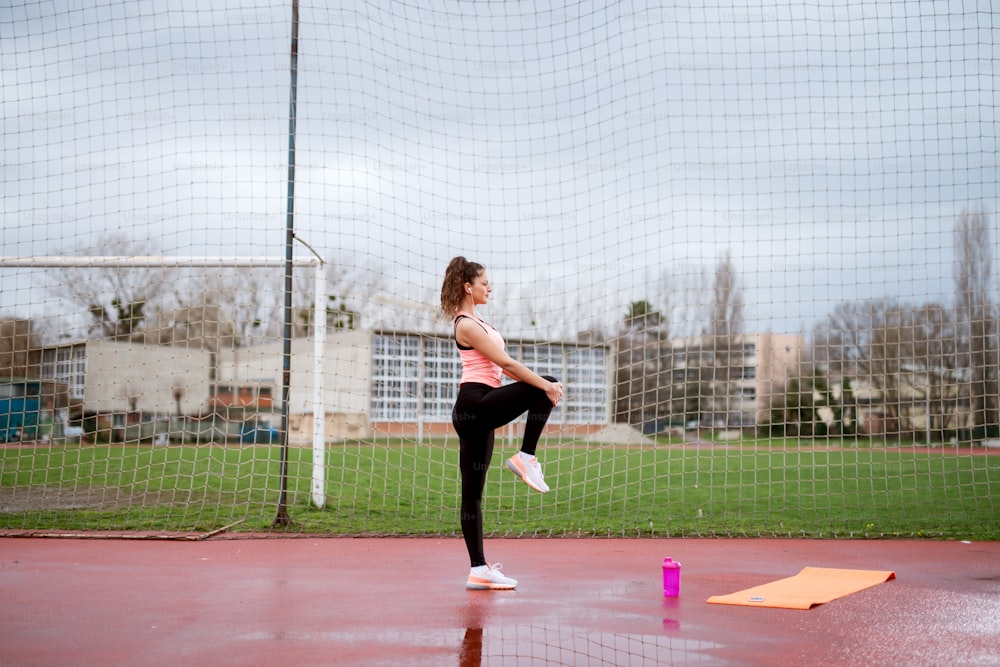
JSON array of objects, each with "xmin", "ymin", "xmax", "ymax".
[{"xmin": 1, "ymin": 1, "xmax": 998, "ymax": 538}]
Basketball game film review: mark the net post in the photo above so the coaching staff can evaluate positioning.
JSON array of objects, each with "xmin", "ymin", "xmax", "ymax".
[{"xmin": 272, "ymin": 0, "xmax": 300, "ymax": 529}]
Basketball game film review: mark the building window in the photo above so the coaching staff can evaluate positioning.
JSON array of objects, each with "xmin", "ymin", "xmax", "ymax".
[
  {"xmin": 41, "ymin": 346, "xmax": 86, "ymax": 400},
  {"xmin": 371, "ymin": 334, "xmax": 418, "ymax": 421},
  {"xmin": 370, "ymin": 334, "xmax": 609, "ymax": 425},
  {"xmin": 421, "ymin": 336, "xmax": 461, "ymax": 421},
  {"xmin": 566, "ymin": 347, "xmax": 608, "ymax": 423}
]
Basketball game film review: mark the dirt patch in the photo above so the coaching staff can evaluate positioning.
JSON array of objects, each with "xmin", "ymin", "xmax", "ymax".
[
  {"xmin": 0, "ymin": 487, "xmax": 136, "ymax": 513},
  {"xmin": 0, "ymin": 486, "xmax": 234, "ymax": 513},
  {"xmin": 582, "ymin": 424, "xmax": 655, "ymax": 445}
]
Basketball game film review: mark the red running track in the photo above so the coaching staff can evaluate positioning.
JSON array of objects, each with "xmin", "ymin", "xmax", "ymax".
[{"xmin": 1, "ymin": 536, "xmax": 998, "ymax": 666}]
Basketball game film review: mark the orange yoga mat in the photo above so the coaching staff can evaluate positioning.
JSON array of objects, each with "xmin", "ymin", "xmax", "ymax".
[{"xmin": 707, "ymin": 567, "xmax": 896, "ymax": 610}]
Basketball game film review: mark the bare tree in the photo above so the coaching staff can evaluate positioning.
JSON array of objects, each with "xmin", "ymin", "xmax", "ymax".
[
  {"xmin": 47, "ymin": 234, "xmax": 174, "ymax": 342},
  {"xmin": 148, "ymin": 266, "xmax": 280, "ymax": 351},
  {"xmin": 811, "ymin": 298, "xmax": 897, "ymax": 377},
  {"xmin": 305, "ymin": 259, "xmax": 386, "ymax": 334},
  {"xmin": 707, "ymin": 251, "xmax": 743, "ymax": 340},
  {"xmin": 908, "ymin": 303, "xmax": 962, "ymax": 440},
  {"xmin": 954, "ymin": 207, "xmax": 999, "ymax": 439},
  {"xmin": 704, "ymin": 251, "xmax": 745, "ymax": 426},
  {"xmin": 814, "ymin": 298, "xmax": 965, "ymax": 440},
  {"xmin": 870, "ymin": 302, "xmax": 967, "ymax": 440},
  {"xmin": 149, "ymin": 301, "xmax": 238, "ymax": 352},
  {"xmin": 867, "ymin": 303, "xmax": 910, "ymax": 435},
  {"xmin": 155, "ymin": 260, "xmax": 376, "ymax": 346},
  {"xmin": 814, "ymin": 298, "xmax": 903, "ymax": 434},
  {"xmin": 226, "ymin": 267, "xmax": 279, "ymax": 346}
]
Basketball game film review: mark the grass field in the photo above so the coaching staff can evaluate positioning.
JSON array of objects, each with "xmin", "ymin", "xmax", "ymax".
[{"xmin": 2, "ymin": 437, "xmax": 998, "ymax": 539}]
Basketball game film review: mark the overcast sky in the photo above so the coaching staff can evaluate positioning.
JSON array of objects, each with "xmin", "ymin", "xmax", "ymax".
[{"xmin": 2, "ymin": 0, "xmax": 997, "ymax": 339}]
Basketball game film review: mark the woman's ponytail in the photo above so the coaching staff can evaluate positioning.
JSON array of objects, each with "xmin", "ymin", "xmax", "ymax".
[{"xmin": 440, "ymin": 256, "xmax": 483, "ymax": 318}]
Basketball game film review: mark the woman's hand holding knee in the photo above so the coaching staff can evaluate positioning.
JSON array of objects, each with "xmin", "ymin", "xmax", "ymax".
[{"xmin": 546, "ymin": 381, "xmax": 564, "ymax": 406}]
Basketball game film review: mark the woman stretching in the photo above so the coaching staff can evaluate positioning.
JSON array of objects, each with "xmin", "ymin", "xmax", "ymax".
[{"xmin": 440, "ymin": 256, "xmax": 563, "ymax": 590}]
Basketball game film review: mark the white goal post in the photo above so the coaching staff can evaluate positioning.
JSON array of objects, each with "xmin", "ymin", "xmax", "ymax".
[{"xmin": 0, "ymin": 255, "xmax": 329, "ymax": 509}]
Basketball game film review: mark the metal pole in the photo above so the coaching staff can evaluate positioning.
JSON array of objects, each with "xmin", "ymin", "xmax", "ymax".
[
  {"xmin": 311, "ymin": 260, "xmax": 326, "ymax": 508},
  {"xmin": 417, "ymin": 339, "xmax": 424, "ymax": 444},
  {"xmin": 273, "ymin": 0, "xmax": 299, "ymax": 528}
]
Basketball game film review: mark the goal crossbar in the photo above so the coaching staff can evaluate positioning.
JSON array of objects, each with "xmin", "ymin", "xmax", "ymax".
[{"xmin": 0, "ymin": 256, "xmax": 318, "ymax": 269}]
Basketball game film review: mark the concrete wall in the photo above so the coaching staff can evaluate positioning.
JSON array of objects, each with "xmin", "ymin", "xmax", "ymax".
[
  {"xmin": 217, "ymin": 330, "xmax": 372, "ymax": 438},
  {"xmin": 81, "ymin": 340, "xmax": 214, "ymax": 415}
]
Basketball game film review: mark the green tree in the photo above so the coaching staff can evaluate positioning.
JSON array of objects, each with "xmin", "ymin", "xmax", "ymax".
[
  {"xmin": 615, "ymin": 300, "xmax": 666, "ymax": 427},
  {"xmin": 625, "ymin": 299, "xmax": 661, "ymax": 331}
]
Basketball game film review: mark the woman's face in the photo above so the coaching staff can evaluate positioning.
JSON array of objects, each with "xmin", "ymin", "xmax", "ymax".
[{"xmin": 467, "ymin": 271, "xmax": 492, "ymax": 305}]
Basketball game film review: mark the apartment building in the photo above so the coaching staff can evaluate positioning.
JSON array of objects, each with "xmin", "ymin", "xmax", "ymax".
[{"xmin": 664, "ymin": 332, "xmax": 805, "ymax": 428}]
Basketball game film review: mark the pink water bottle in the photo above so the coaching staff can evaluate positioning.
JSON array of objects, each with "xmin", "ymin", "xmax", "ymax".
[{"xmin": 662, "ymin": 557, "xmax": 681, "ymax": 597}]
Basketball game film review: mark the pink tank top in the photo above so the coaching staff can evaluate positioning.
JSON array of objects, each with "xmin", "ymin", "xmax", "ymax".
[{"xmin": 454, "ymin": 311, "xmax": 504, "ymax": 387}]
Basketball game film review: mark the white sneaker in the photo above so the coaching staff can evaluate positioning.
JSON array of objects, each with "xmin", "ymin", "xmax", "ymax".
[
  {"xmin": 466, "ymin": 563, "xmax": 518, "ymax": 590},
  {"xmin": 506, "ymin": 454, "xmax": 550, "ymax": 493}
]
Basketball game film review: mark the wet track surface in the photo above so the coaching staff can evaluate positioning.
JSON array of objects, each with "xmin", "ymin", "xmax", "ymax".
[{"xmin": 2, "ymin": 536, "xmax": 998, "ymax": 665}]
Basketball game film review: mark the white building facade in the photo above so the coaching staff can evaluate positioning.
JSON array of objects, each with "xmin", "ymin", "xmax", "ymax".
[
  {"xmin": 36, "ymin": 331, "xmax": 612, "ymax": 442},
  {"xmin": 216, "ymin": 330, "xmax": 612, "ymax": 441}
]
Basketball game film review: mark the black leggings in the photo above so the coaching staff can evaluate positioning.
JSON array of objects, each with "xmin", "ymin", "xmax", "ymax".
[{"xmin": 451, "ymin": 377, "xmax": 558, "ymax": 567}]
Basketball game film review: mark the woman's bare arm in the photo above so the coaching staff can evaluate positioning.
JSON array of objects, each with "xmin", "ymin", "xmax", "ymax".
[{"xmin": 456, "ymin": 318, "xmax": 563, "ymax": 405}]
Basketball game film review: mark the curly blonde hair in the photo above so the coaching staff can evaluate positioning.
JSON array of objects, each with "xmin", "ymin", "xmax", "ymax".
[{"xmin": 440, "ymin": 256, "xmax": 484, "ymax": 318}]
